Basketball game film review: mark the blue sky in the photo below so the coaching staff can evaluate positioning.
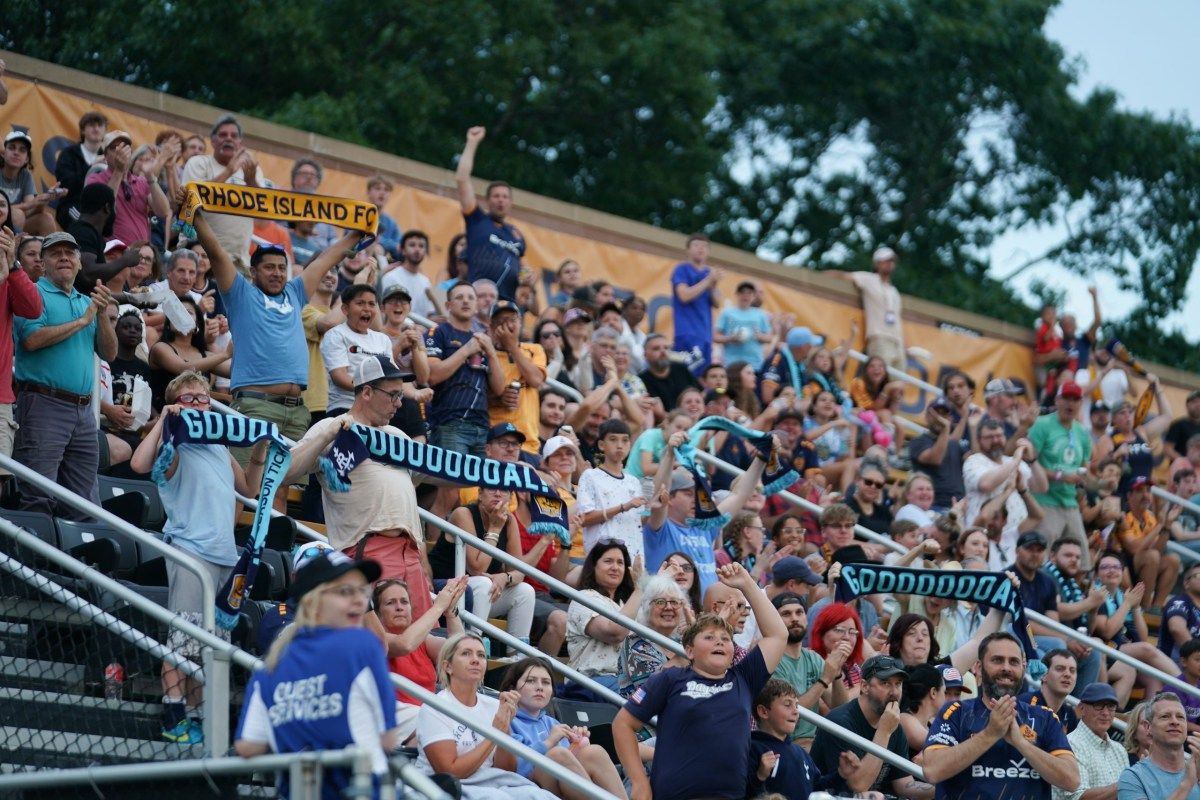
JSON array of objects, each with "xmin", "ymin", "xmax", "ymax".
[{"xmin": 995, "ymin": 0, "xmax": 1200, "ymax": 337}]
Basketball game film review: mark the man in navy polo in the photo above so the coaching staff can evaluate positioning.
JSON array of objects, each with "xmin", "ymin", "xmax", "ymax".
[
  {"xmin": 13, "ymin": 232, "xmax": 116, "ymax": 518},
  {"xmin": 454, "ymin": 126, "xmax": 527, "ymax": 301}
]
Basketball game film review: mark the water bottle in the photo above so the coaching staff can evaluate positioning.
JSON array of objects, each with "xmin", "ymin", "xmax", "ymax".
[{"xmin": 103, "ymin": 662, "xmax": 124, "ymax": 700}]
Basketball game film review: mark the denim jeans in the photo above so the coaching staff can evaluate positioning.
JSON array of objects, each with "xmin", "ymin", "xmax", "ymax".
[{"xmin": 429, "ymin": 418, "xmax": 487, "ymax": 458}]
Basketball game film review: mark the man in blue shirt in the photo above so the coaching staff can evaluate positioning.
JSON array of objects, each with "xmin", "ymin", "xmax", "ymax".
[
  {"xmin": 670, "ymin": 233, "xmax": 723, "ymax": 375},
  {"xmin": 455, "ymin": 126, "xmax": 527, "ymax": 301},
  {"xmin": 923, "ymin": 631, "xmax": 1080, "ymax": 800},
  {"xmin": 13, "ymin": 232, "xmax": 116, "ymax": 518},
  {"xmin": 191, "ymin": 204, "xmax": 361, "ymax": 460},
  {"xmin": 715, "ymin": 280, "xmax": 773, "ymax": 370},
  {"xmin": 1116, "ymin": 692, "xmax": 1200, "ymax": 800}
]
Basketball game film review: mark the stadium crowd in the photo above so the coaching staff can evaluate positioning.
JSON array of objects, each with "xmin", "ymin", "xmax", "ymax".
[{"xmin": 4, "ymin": 108, "xmax": 1200, "ymax": 800}]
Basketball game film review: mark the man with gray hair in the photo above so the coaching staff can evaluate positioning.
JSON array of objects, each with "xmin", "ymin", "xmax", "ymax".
[
  {"xmin": 289, "ymin": 157, "xmax": 339, "ymax": 250},
  {"xmin": 471, "ymin": 278, "xmax": 497, "ymax": 329},
  {"xmin": 1117, "ymin": 691, "xmax": 1200, "ymax": 800},
  {"xmin": 181, "ymin": 114, "xmax": 266, "ymax": 268},
  {"xmin": 570, "ymin": 325, "xmax": 620, "ymax": 393},
  {"xmin": 963, "ymin": 418, "xmax": 1047, "ymax": 562}
]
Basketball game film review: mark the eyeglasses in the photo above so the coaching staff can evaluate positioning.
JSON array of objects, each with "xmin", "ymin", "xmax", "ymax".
[
  {"xmin": 372, "ymin": 386, "xmax": 405, "ymax": 403},
  {"xmin": 716, "ymin": 601, "xmax": 751, "ymax": 612},
  {"xmin": 177, "ymin": 393, "xmax": 210, "ymax": 405},
  {"xmin": 829, "ymin": 626, "xmax": 859, "ymax": 638},
  {"xmin": 1098, "ymin": 563, "xmax": 1123, "ymax": 571},
  {"xmin": 651, "ymin": 599, "xmax": 683, "ymax": 608},
  {"xmin": 860, "ymin": 478, "xmax": 885, "ymax": 489},
  {"xmin": 666, "ymin": 561, "xmax": 695, "ymax": 573},
  {"xmin": 321, "ymin": 584, "xmax": 370, "ymax": 599},
  {"xmin": 491, "ymin": 438, "xmax": 522, "ymax": 450},
  {"xmin": 539, "ymin": 330, "xmax": 562, "ymax": 339},
  {"xmin": 778, "ymin": 526, "xmax": 804, "ymax": 535}
]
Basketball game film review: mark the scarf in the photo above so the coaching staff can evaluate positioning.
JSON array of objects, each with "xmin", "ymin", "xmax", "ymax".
[
  {"xmin": 150, "ymin": 409, "xmax": 293, "ymax": 630},
  {"xmin": 1044, "ymin": 562, "xmax": 1087, "ymax": 627},
  {"xmin": 688, "ymin": 417, "xmax": 799, "ymax": 495},
  {"xmin": 778, "ymin": 347, "xmax": 806, "ymax": 397},
  {"xmin": 835, "ymin": 562, "xmax": 1039, "ymax": 665},
  {"xmin": 176, "ymin": 181, "xmax": 377, "ymax": 251},
  {"xmin": 319, "ymin": 425, "xmax": 569, "ymax": 545}
]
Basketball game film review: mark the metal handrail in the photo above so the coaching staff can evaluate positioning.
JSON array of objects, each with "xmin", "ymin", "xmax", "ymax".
[
  {"xmin": 0, "ymin": 453, "xmax": 216, "ymax": 631},
  {"xmin": 1152, "ymin": 486, "xmax": 1200, "ymax": 565},
  {"xmin": 847, "ymin": 348, "xmax": 943, "ymax": 397}
]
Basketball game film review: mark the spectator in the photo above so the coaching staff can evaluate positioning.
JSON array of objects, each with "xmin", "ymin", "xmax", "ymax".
[
  {"xmin": 12, "ymin": 232, "xmax": 115, "ymax": 517},
  {"xmin": 548, "ymin": 259, "xmax": 582, "ymax": 307},
  {"xmin": 54, "ymin": 111, "xmax": 108, "ymax": 228},
  {"xmin": 715, "ymin": 281, "xmax": 772, "ymax": 370},
  {"xmin": 1160, "ymin": 562, "xmax": 1200, "ymax": 662},
  {"xmin": 845, "ymin": 461, "xmax": 893, "ymax": 535},
  {"xmin": 618, "ymin": 574, "xmax": 689, "ymax": 698},
  {"xmin": 771, "ymin": 591, "xmax": 851, "ymax": 747},
  {"xmin": 1115, "ymin": 477, "xmax": 1182, "ymax": 612},
  {"xmin": 287, "ymin": 158, "xmax": 339, "ymax": 251},
  {"xmin": 235, "ymin": 552, "xmax": 397, "ymax": 798},
  {"xmin": 660, "ymin": 551, "xmax": 703, "ymax": 614},
  {"xmin": 1008, "ymin": 531, "xmax": 1086, "ymax": 668},
  {"xmin": 1178, "ymin": 640, "xmax": 1200, "ymax": 733},
  {"xmin": 367, "ymin": 576, "xmax": 468, "ymax": 744},
  {"xmin": 644, "ymin": 430, "xmax": 771, "ymax": 593},
  {"xmin": 1043, "ymin": 540, "xmax": 1104, "ymax": 692},
  {"xmin": 130, "ymin": 371, "xmax": 265, "ymax": 743},
  {"xmin": 193, "ymin": 207, "xmax": 359, "ymax": 455},
  {"xmin": 576, "ymin": 418, "xmax": 648, "ymax": 558},
  {"xmin": 534, "ymin": 321, "xmax": 573, "ymax": 387},
  {"xmin": 628, "ymin": 411, "xmax": 693, "ymax": 481},
  {"xmin": 1095, "ymin": 387, "xmax": 1172, "ymax": 495},
  {"xmin": 288, "ymin": 219, "xmax": 320, "ymax": 267},
  {"xmin": 728, "ymin": 360, "xmax": 763, "ymax": 420},
  {"xmin": 472, "ymin": 278, "xmax": 499, "ymax": 327},
  {"xmin": 323, "ymin": 287, "xmax": 397, "ymax": 419},
  {"xmin": 849, "ymin": 355, "xmax": 905, "ymax": 439},
  {"xmin": 0, "ymin": 229, "xmax": 42, "ymax": 471},
  {"xmin": 803, "ymin": 340, "xmax": 852, "ymax": 405},
  {"xmin": 380, "ymin": 230, "xmax": 439, "ymax": 321},
  {"xmin": 85, "ymin": 130, "xmax": 171, "ymax": 247},
  {"xmin": 536, "ymin": 387, "xmax": 570, "ymax": 446},
  {"xmin": 1029, "ymin": 381, "xmax": 1094, "ymax": 559},
  {"xmin": 143, "ymin": 249, "xmax": 204, "ymax": 334},
  {"xmin": 426, "ymin": 282, "xmax": 507, "ymax": 457},
  {"xmin": 1124, "ymin": 701, "xmax": 1152, "ymax": 767},
  {"xmin": 1, "ymin": 130, "xmax": 58, "ymax": 235},
  {"xmin": 182, "ymin": 115, "xmax": 264, "ymax": 268},
  {"xmin": 283, "ymin": 355, "xmax": 435, "ymax": 616},
  {"xmin": 826, "ymin": 247, "xmax": 908, "ymax": 372},
  {"xmin": 299, "ymin": 268, "xmax": 339, "ymax": 426},
  {"xmin": 333, "ymin": 248, "xmax": 379, "ymax": 295},
  {"xmin": 895, "ymin": 473, "xmax": 938, "ymax": 528},
  {"xmin": 887, "ymin": 607, "xmax": 1005, "ymax": 689},
  {"xmin": 100, "ymin": 307, "xmax": 150, "ymax": 456},
  {"xmin": 809, "ymin": 602, "xmax": 867, "ymax": 702},
  {"xmin": 963, "ymin": 421, "xmax": 1046, "ymax": 562},
  {"xmin": 500, "ymin": 657, "xmax": 629, "ymax": 799},
  {"xmin": 1020, "ymin": 649, "xmax": 1080, "ymax": 734},
  {"xmin": 1115, "ymin": 692, "xmax": 1200, "ymax": 800},
  {"xmin": 669, "ymin": 233, "xmax": 721, "ymax": 373},
  {"xmin": 621, "ymin": 295, "xmax": 648, "ymax": 352},
  {"xmin": 974, "ymin": 378, "xmax": 1029, "ymax": 452},
  {"xmin": 805, "ymin": 389, "xmax": 857, "ymax": 489},
  {"xmin": 760, "ymin": 325, "xmax": 822, "ymax": 404},
  {"xmin": 702, "ymin": 580, "xmax": 752, "ymax": 664},
  {"xmin": 936, "ymin": 663, "xmax": 971, "ymax": 705},
  {"xmin": 565, "ymin": 540, "xmax": 642, "ymax": 691},
  {"xmin": 16, "ymin": 233, "xmax": 44, "ymax": 281},
  {"xmin": 1086, "ymin": 400, "xmax": 1113, "ymax": 453},
  {"xmin": 1054, "ymin": 682, "xmax": 1128, "ymax": 800},
  {"xmin": 1165, "ymin": 391, "xmax": 1200, "ymax": 463},
  {"xmin": 716, "ymin": 510, "xmax": 769, "ymax": 576},
  {"xmin": 570, "ymin": 325, "xmax": 620, "ymax": 394},
  {"xmin": 748, "ymin": 678, "xmax": 856, "ymax": 799},
  {"xmin": 562, "ymin": 308, "xmax": 593, "ymax": 368},
  {"xmin": 537, "ymin": 435, "xmax": 585, "ymax": 562},
  {"xmin": 1092, "ymin": 553, "xmax": 1174, "ymax": 706},
  {"xmin": 455, "ymin": 127, "xmax": 526, "ymax": 301},
  {"xmin": 148, "ymin": 295, "xmax": 230, "ymax": 410},
  {"xmin": 922, "ymin": 631, "xmax": 1080, "ymax": 798},
  {"xmin": 613, "ymin": 563, "xmax": 788, "ymax": 800},
  {"xmin": 365, "ymin": 175, "xmax": 402, "ymax": 261},
  {"xmin": 64, "ymin": 183, "xmax": 142, "ymax": 291},
  {"xmin": 899, "ymin": 663, "xmax": 945, "ymax": 758},
  {"xmin": 811, "ymin": 654, "xmax": 934, "ymax": 798}
]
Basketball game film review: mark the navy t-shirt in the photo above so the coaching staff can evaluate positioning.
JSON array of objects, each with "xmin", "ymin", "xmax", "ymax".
[
  {"xmin": 908, "ymin": 432, "xmax": 966, "ymax": 509},
  {"xmin": 624, "ymin": 648, "xmax": 772, "ymax": 800},
  {"xmin": 1007, "ymin": 564, "xmax": 1060, "ymax": 617},
  {"xmin": 1018, "ymin": 690, "xmax": 1078, "ymax": 735},
  {"xmin": 463, "ymin": 206, "xmax": 524, "ymax": 300},
  {"xmin": 425, "ymin": 322, "xmax": 490, "ymax": 427},
  {"xmin": 925, "ymin": 698, "xmax": 1073, "ymax": 800},
  {"xmin": 1160, "ymin": 593, "xmax": 1200, "ymax": 661}
]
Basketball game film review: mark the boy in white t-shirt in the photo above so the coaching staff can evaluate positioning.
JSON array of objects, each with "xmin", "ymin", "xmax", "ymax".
[
  {"xmin": 575, "ymin": 419, "xmax": 647, "ymax": 558},
  {"xmin": 319, "ymin": 284, "xmax": 394, "ymax": 414}
]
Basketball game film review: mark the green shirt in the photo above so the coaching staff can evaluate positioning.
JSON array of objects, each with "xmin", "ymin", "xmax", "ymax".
[
  {"xmin": 1029, "ymin": 412, "xmax": 1091, "ymax": 508},
  {"xmin": 13, "ymin": 277, "xmax": 97, "ymax": 397},
  {"xmin": 773, "ymin": 648, "xmax": 825, "ymax": 739}
]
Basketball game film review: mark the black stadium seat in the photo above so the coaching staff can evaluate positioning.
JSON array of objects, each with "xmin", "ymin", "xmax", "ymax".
[
  {"xmin": 55, "ymin": 519, "xmax": 141, "ymax": 578},
  {"xmin": 97, "ymin": 476, "xmax": 167, "ymax": 531}
]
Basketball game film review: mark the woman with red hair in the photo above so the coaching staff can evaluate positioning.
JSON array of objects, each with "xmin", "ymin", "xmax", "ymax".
[{"xmin": 809, "ymin": 602, "xmax": 866, "ymax": 703}]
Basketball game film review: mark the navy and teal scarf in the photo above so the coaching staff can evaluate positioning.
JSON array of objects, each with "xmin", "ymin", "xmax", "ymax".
[
  {"xmin": 1044, "ymin": 562, "xmax": 1087, "ymax": 628},
  {"xmin": 319, "ymin": 425, "xmax": 569, "ymax": 545},
  {"xmin": 675, "ymin": 418, "xmax": 798, "ymax": 529},
  {"xmin": 151, "ymin": 409, "xmax": 293, "ymax": 630}
]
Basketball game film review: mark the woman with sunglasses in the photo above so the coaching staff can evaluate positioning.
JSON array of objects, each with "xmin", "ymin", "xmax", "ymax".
[
  {"xmin": 534, "ymin": 320, "xmax": 575, "ymax": 387},
  {"xmin": 844, "ymin": 461, "xmax": 894, "ymax": 535},
  {"xmin": 236, "ymin": 550, "xmax": 400, "ymax": 799},
  {"xmin": 618, "ymin": 573, "xmax": 690, "ymax": 697},
  {"xmin": 132, "ymin": 371, "xmax": 267, "ymax": 745}
]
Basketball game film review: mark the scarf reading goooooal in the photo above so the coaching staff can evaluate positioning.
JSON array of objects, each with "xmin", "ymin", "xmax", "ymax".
[
  {"xmin": 175, "ymin": 181, "xmax": 378, "ymax": 250},
  {"xmin": 319, "ymin": 425, "xmax": 570, "ymax": 545},
  {"xmin": 151, "ymin": 409, "xmax": 293, "ymax": 630}
]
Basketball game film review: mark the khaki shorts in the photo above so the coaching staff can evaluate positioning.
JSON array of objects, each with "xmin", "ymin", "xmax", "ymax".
[
  {"xmin": 229, "ymin": 394, "xmax": 311, "ymax": 465},
  {"xmin": 866, "ymin": 336, "xmax": 906, "ymax": 373}
]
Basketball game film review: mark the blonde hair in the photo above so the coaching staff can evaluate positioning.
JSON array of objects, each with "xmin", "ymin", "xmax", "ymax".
[
  {"xmin": 262, "ymin": 590, "xmax": 321, "ymax": 672},
  {"xmin": 1125, "ymin": 700, "xmax": 1150, "ymax": 757},
  {"xmin": 165, "ymin": 370, "xmax": 210, "ymax": 402},
  {"xmin": 435, "ymin": 632, "xmax": 486, "ymax": 689}
]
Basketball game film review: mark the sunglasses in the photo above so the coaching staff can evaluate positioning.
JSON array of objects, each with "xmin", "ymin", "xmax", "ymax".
[{"xmin": 860, "ymin": 478, "xmax": 885, "ymax": 489}]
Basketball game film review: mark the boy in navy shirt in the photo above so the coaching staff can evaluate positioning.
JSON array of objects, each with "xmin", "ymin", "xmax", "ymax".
[
  {"xmin": 748, "ymin": 678, "xmax": 856, "ymax": 800},
  {"xmin": 613, "ymin": 562, "xmax": 788, "ymax": 800},
  {"xmin": 454, "ymin": 126, "xmax": 526, "ymax": 301}
]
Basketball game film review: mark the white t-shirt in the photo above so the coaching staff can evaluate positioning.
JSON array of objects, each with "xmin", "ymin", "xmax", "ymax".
[
  {"xmin": 962, "ymin": 453, "xmax": 1031, "ymax": 564},
  {"xmin": 575, "ymin": 468, "xmax": 646, "ymax": 558},
  {"xmin": 894, "ymin": 504, "xmax": 935, "ymax": 527},
  {"xmin": 415, "ymin": 689, "xmax": 499, "ymax": 774},
  {"xmin": 181, "ymin": 155, "xmax": 257, "ymax": 267},
  {"xmin": 566, "ymin": 589, "xmax": 624, "ymax": 676},
  {"xmin": 381, "ymin": 266, "xmax": 437, "ymax": 321},
  {"xmin": 319, "ymin": 323, "xmax": 394, "ymax": 412},
  {"xmin": 851, "ymin": 272, "xmax": 904, "ymax": 346}
]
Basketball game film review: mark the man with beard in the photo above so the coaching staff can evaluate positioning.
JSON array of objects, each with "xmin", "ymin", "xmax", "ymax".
[
  {"xmin": 811, "ymin": 655, "xmax": 934, "ymax": 798},
  {"xmin": 379, "ymin": 231, "xmax": 438, "ymax": 320},
  {"xmin": 537, "ymin": 386, "xmax": 571, "ymax": 446},
  {"xmin": 1042, "ymin": 538, "xmax": 1104, "ymax": 695},
  {"xmin": 1116, "ymin": 692, "xmax": 1200, "ymax": 800},
  {"xmin": 455, "ymin": 127, "xmax": 526, "ymax": 302},
  {"xmin": 771, "ymin": 592, "xmax": 851, "ymax": 748},
  {"xmin": 924, "ymin": 631, "xmax": 1079, "ymax": 800},
  {"xmin": 638, "ymin": 333, "xmax": 698, "ymax": 415},
  {"xmin": 964, "ymin": 419, "xmax": 1048, "ymax": 566}
]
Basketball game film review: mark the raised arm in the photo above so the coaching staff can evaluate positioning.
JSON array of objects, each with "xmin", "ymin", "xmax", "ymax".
[
  {"xmin": 191, "ymin": 206, "xmax": 239, "ymax": 293},
  {"xmin": 455, "ymin": 127, "xmax": 485, "ymax": 215},
  {"xmin": 717, "ymin": 439, "xmax": 770, "ymax": 516},
  {"xmin": 722, "ymin": 562, "xmax": 786, "ymax": 670},
  {"xmin": 302, "ymin": 231, "xmax": 365, "ymax": 300}
]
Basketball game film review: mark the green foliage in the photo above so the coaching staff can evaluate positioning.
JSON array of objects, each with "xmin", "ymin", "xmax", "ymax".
[{"xmin": 3, "ymin": 0, "xmax": 1199, "ymax": 369}]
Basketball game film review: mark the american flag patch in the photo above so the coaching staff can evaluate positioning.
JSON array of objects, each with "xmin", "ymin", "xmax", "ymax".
[{"xmin": 630, "ymin": 688, "xmax": 646, "ymax": 704}]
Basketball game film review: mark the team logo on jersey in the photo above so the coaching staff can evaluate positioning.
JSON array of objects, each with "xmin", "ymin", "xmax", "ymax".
[{"xmin": 1020, "ymin": 724, "xmax": 1036, "ymax": 741}]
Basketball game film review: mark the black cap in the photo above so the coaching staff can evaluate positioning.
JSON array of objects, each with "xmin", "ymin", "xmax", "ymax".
[
  {"xmin": 771, "ymin": 591, "xmax": 807, "ymax": 610},
  {"xmin": 703, "ymin": 388, "xmax": 728, "ymax": 404},
  {"xmin": 832, "ymin": 545, "xmax": 871, "ymax": 565},
  {"xmin": 1090, "ymin": 400, "xmax": 1110, "ymax": 413},
  {"xmin": 861, "ymin": 655, "xmax": 908, "ymax": 682},
  {"xmin": 772, "ymin": 557, "xmax": 823, "ymax": 586},
  {"xmin": 289, "ymin": 551, "xmax": 381, "ymax": 602},
  {"xmin": 1017, "ymin": 530, "xmax": 1048, "ymax": 549},
  {"xmin": 490, "ymin": 299, "xmax": 520, "ymax": 318},
  {"xmin": 736, "ymin": 281, "xmax": 756, "ymax": 293},
  {"xmin": 486, "ymin": 422, "xmax": 526, "ymax": 444}
]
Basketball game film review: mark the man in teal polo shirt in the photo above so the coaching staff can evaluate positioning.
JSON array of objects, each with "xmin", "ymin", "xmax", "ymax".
[
  {"xmin": 1028, "ymin": 381, "xmax": 1092, "ymax": 568},
  {"xmin": 13, "ymin": 232, "xmax": 115, "ymax": 519}
]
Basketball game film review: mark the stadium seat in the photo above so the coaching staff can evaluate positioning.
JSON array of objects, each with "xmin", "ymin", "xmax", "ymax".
[
  {"xmin": 259, "ymin": 548, "xmax": 290, "ymax": 601},
  {"xmin": 55, "ymin": 519, "xmax": 140, "ymax": 578},
  {"xmin": 553, "ymin": 698, "xmax": 620, "ymax": 761},
  {"xmin": 97, "ymin": 477, "xmax": 167, "ymax": 531}
]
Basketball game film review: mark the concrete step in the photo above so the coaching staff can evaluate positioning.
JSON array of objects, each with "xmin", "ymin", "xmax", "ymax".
[
  {"xmin": 0, "ymin": 725, "xmax": 203, "ymax": 766},
  {"xmin": 0, "ymin": 657, "xmax": 84, "ymax": 694},
  {"xmin": 0, "ymin": 686, "xmax": 164, "ymax": 742}
]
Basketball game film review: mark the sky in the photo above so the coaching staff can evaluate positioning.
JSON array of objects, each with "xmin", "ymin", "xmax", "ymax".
[{"xmin": 995, "ymin": 0, "xmax": 1200, "ymax": 336}]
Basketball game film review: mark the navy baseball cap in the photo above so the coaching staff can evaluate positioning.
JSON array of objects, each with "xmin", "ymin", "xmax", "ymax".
[
  {"xmin": 490, "ymin": 300, "xmax": 520, "ymax": 318},
  {"xmin": 290, "ymin": 550, "xmax": 381, "ymax": 602},
  {"xmin": 772, "ymin": 556, "xmax": 823, "ymax": 586},
  {"xmin": 486, "ymin": 422, "xmax": 526, "ymax": 444}
]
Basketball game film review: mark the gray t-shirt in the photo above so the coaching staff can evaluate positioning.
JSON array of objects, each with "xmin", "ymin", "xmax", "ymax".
[
  {"xmin": 1117, "ymin": 758, "xmax": 1200, "ymax": 800},
  {"xmin": 0, "ymin": 170, "xmax": 35, "ymax": 205}
]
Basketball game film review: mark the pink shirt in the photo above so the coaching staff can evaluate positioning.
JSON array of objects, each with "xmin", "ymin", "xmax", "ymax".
[
  {"xmin": 0, "ymin": 269, "xmax": 44, "ymax": 403},
  {"xmin": 85, "ymin": 169, "xmax": 153, "ymax": 246}
]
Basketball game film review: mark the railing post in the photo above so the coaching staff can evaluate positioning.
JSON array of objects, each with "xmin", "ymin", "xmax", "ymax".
[{"xmin": 204, "ymin": 646, "xmax": 231, "ymax": 756}]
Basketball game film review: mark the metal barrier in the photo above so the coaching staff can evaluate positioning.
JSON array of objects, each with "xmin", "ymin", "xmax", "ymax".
[
  {"xmin": 0, "ymin": 453, "xmax": 216, "ymax": 631},
  {"xmin": 847, "ymin": 348, "xmax": 944, "ymax": 397},
  {"xmin": 1152, "ymin": 486, "xmax": 1200, "ymax": 565}
]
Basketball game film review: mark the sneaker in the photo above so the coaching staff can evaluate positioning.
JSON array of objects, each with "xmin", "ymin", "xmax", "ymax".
[
  {"xmin": 162, "ymin": 718, "xmax": 202, "ymax": 745},
  {"xmin": 187, "ymin": 719, "xmax": 205, "ymax": 745}
]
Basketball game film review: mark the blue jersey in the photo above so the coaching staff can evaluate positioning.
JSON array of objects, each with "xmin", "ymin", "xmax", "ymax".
[
  {"xmin": 236, "ymin": 627, "xmax": 396, "ymax": 800},
  {"xmin": 670, "ymin": 262, "xmax": 715, "ymax": 351},
  {"xmin": 643, "ymin": 518, "xmax": 720, "ymax": 595},
  {"xmin": 925, "ymin": 698, "xmax": 1073, "ymax": 800},
  {"xmin": 425, "ymin": 322, "xmax": 490, "ymax": 427},
  {"xmin": 464, "ymin": 206, "xmax": 524, "ymax": 300}
]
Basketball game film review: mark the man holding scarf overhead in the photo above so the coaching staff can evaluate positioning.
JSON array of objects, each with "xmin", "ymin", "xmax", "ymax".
[{"xmin": 283, "ymin": 355, "xmax": 434, "ymax": 619}]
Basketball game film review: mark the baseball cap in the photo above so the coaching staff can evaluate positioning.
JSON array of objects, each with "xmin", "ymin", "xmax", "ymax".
[
  {"xmin": 861, "ymin": 655, "xmax": 907, "ymax": 681},
  {"xmin": 1077, "ymin": 682, "xmax": 1118, "ymax": 705},
  {"xmin": 703, "ymin": 388, "xmax": 728, "ymax": 404},
  {"xmin": 353, "ymin": 354, "xmax": 405, "ymax": 388},
  {"xmin": 292, "ymin": 540, "xmax": 334, "ymax": 571},
  {"xmin": 289, "ymin": 550, "xmax": 381, "ymax": 602},
  {"xmin": 103, "ymin": 239, "xmax": 128, "ymax": 255},
  {"xmin": 486, "ymin": 422, "xmax": 525, "ymax": 444},
  {"xmin": 490, "ymin": 299, "xmax": 520, "ymax": 318},
  {"xmin": 1090, "ymin": 400, "xmax": 1111, "ymax": 414},
  {"xmin": 380, "ymin": 285, "xmax": 411, "ymax": 304},
  {"xmin": 776, "ymin": 408, "xmax": 805, "ymax": 425},
  {"xmin": 735, "ymin": 280, "xmax": 756, "ymax": 293},
  {"xmin": 984, "ymin": 378, "xmax": 1014, "ymax": 399},
  {"xmin": 1130, "ymin": 476, "xmax": 1153, "ymax": 491},
  {"xmin": 563, "ymin": 308, "xmax": 592, "ymax": 327},
  {"xmin": 1058, "ymin": 381, "xmax": 1084, "ymax": 400},
  {"xmin": 101, "ymin": 130, "xmax": 133, "ymax": 151},
  {"xmin": 771, "ymin": 591, "xmax": 806, "ymax": 610},
  {"xmin": 832, "ymin": 545, "xmax": 871, "ymax": 565},
  {"xmin": 1008, "ymin": 378, "xmax": 1029, "ymax": 397},
  {"xmin": 772, "ymin": 556, "xmax": 822, "ymax": 586},
  {"xmin": 542, "ymin": 435, "xmax": 581, "ymax": 460},
  {"xmin": 1017, "ymin": 530, "xmax": 1048, "ymax": 549},
  {"xmin": 785, "ymin": 326, "xmax": 824, "ymax": 349},
  {"xmin": 40, "ymin": 232, "xmax": 81, "ymax": 253},
  {"xmin": 3, "ymin": 130, "xmax": 32, "ymax": 149},
  {"xmin": 669, "ymin": 468, "xmax": 695, "ymax": 493},
  {"xmin": 935, "ymin": 664, "xmax": 972, "ymax": 694},
  {"xmin": 872, "ymin": 246, "xmax": 897, "ymax": 263}
]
